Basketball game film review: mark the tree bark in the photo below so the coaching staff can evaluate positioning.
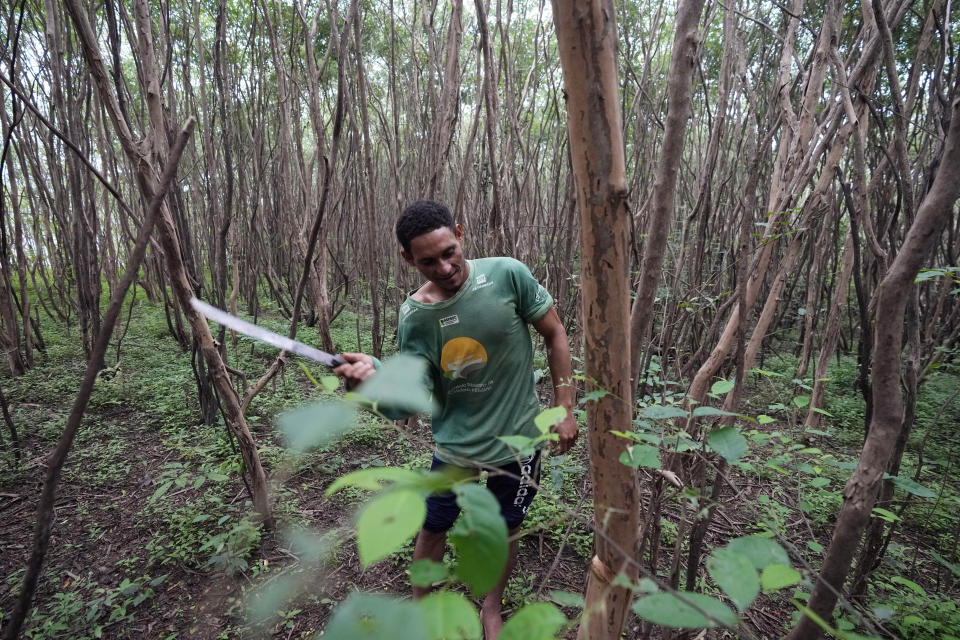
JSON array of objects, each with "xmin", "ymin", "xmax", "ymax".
[
  {"xmin": 2, "ymin": 117, "xmax": 195, "ymax": 640},
  {"xmin": 61, "ymin": 0, "xmax": 273, "ymax": 524},
  {"xmin": 628, "ymin": 0, "xmax": 707, "ymax": 395},
  {"xmin": 427, "ymin": 0, "xmax": 463, "ymax": 199},
  {"xmin": 787, "ymin": 91, "xmax": 960, "ymax": 640},
  {"xmin": 552, "ymin": 3, "xmax": 638, "ymax": 638}
]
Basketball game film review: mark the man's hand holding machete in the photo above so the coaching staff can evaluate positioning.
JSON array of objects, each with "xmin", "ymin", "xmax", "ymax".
[{"xmin": 333, "ymin": 353, "xmax": 377, "ymax": 389}]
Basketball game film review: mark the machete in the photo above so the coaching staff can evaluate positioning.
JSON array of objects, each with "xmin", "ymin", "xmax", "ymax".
[{"xmin": 190, "ymin": 297, "xmax": 347, "ymax": 368}]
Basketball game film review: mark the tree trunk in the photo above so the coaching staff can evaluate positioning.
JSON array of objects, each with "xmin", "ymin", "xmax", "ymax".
[
  {"xmin": 628, "ymin": 0, "xmax": 707, "ymax": 396},
  {"xmin": 552, "ymin": 3, "xmax": 637, "ymax": 638},
  {"xmin": 787, "ymin": 91, "xmax": 960, "ymax": 640},
  {"xmin": 427, "ymin": 0, "xmax": 463, "ymax": 199},
  {"xmin": 62, "ymin": 0, "xmax": 273, "ymax": 524}
]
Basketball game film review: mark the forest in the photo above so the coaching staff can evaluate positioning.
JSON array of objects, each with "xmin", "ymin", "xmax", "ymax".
[{"xmin": 1, "ymin": 0, "xmax": 959, "ymax": 637}]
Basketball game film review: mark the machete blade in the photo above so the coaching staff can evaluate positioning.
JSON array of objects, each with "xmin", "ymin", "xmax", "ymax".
[{"xmin": 189, "ymin": 298, "xmax": 346, "ymax": 368}]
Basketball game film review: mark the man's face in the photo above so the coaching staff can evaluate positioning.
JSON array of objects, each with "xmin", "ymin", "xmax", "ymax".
[{"xmin": 402, "ymin": 225, "xmax": 468, "ymax": 293}]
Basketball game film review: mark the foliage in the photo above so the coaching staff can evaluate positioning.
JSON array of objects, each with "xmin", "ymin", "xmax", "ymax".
[{"xmin": 21, "ymin": 574, "xmax": 165, "ymax": 640}]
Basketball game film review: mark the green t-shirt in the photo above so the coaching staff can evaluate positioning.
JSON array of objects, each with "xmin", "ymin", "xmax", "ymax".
[{"xmin": 397, "ymin": 257, "xmax": 554, "ymax": 466}]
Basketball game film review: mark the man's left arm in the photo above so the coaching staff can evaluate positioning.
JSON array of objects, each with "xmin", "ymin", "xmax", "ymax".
[{"xmin": 532, "ymin": 307, "xmax": 578, "ymax": 454}]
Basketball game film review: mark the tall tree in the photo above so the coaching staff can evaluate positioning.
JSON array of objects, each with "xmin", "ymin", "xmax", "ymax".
[
  {"xmin": 552, "ymin": 3, "xmax": 637, "ymax": 638},
  {"xmin": 787, "ymin": 90, "xmax": 960, "ymax": 640}
]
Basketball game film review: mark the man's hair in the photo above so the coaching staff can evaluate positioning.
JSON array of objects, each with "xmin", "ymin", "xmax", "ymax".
[{"xmin": 396, "ymin": 200, "xmax": 456, "ymax": 253}]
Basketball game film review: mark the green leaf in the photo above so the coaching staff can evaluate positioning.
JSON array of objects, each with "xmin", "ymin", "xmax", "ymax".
[
  {"xmin": 499, "ymin": 602, "xmax": 566, "ymax": 640},
  {"xmin": 792, "ymin": 395, "xmax": 811, "ymax": 408},
  {"xmin": 872, "ymin": 605, "xmax": 895, "ymax": 621},
  {"xmin": 915, "ymin": 268, "xmax": 953, "ymax": 282},
  {"xmin": 823, "ymin": 459, "xmax": 856, "ymax": 470},
  {"xmin": 277, "ymin": 400, "xmax": 357, "ymax": 451},
  {"xmin": 499, "ymin": 435, "xmax": 538, "ymax": 456},
  {"xmin": 640, "ymin": 405, "xmax": 688, "ymax": 420},
  {"xmin": 321, "ymin": 375, "xmax": 340, "ymax": 393},
  {"xmin": 418, "ymin": 591, "xmax": 481, "ymax": 640},
  {"xmin": 808, "ymin": 477, "xmax": 831, "ymax": 488},
  {"xmin": 285, "ymin": 529, "xmax": 335, "ymax": 564},
  {"xmin": 889, "ymin": 576, "xmax": 926, "ymax": 595},
  {"xmin": 930, "ymin": 550, "xmax": 960, "ymax": 578},
  {"xmin": 707, "ymin": 549, "xmax": 760, "ymax": 611},
  {"xmin": 581, "ymin": 389, "xmax": 609, "ymax": 403},
  {"xmin": 871, "ymin": 507, "xmax": 900, "ymax": 522},
  {"xmin": 354, "ymin": 354, "xmax": 436, "ymax": 414},
  {"xmin": 757, "ymin": 414, "xmax": 776, "ymax": 425},
  {"xmin": 357, "ymin": 489, "xmax": 426, "ymax": 567},
  {"xmin": 149, "ymin": 479, "xmax": 173, "ymax": 503},
  {"xmin": 326, "ymin": 467, "xmax": 424, "ymax": 496},
  {"xmin": 534, "ymin": 406, "xmax": 567, "ymax": 434},
  {"xmin": 631, "ymin": 592, "xmax": 738, "ymax": 628},
  {"xmin": 619, "ymin": 445, "xmax": 661, "ymax": 469},
  {"xmin": 246, "ymin": 573, "xmax": 303, "ymax": 626},
  {"xmin": 807, "ymin": 541, "xmax": 824, "ymax": 553},
  {"xmin": 636, "ymin": 577, "xmax": 660, "ymax": 593},
  {"xmin": 711, "ymin": 379, "xmax": 735, "ymax": 395},
  {"xmin": 885, "ymin": 475, "xmax": 936, "ymax": 498},
  {"xmin": 323, "ymin": 593, "xmax": 425, "ymax": 639},
  {"xmin": 409, "ymin": 559, "xmax": 450, "ymax": 588},
  {"xmin": 760, "ymin": 564, "xmax": 802, "ymax": 593},
  {"xmin": 548, "ymin": 590, "xmax": 584, "ymax": 609},
  {"xmin": 692, "ymin": 406, "xmax": 739, "ymax": 418},
  {"xmin": 449, "ymin": 484, "xmax": 508, "ymax": 596},
  {"xmin": 726, "ymin": 535, "xmax": 790, "ymax": 570},
  {"xmin": 707, "ymin": 427, "xmax": 748, "ymax": 463}
]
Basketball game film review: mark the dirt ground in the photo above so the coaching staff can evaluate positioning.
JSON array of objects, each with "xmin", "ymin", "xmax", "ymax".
[{"xmin": 0, "ymin": 394, "xmax": 592, "ymax": 639}]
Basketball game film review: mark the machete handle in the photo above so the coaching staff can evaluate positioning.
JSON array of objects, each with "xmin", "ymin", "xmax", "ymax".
[{"xmin": 328, "ymin": 353, "xmax": 361, "ymax": 391}]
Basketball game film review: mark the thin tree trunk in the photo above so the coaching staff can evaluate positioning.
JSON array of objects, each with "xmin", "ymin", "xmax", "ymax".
[
  {"xmin": 802, "ymin": 230, "xmax": 856, "ymax": 433},
  {"xmin": 427, "ymin": 0, "xmax": 463, "ymax": 199},
  {"xmin": 475, "ymin": 0, "xmax": 504, "ymax": 250},
  {"xmin": 786, "ymin": 91, "xmax": 960, "ymax": 640},
  {"xmin": 2, "ymin": 118, "xmax": 195, "ymax": 640},
  {"xmin": 628, "ymin": 0, "xmax": 707, "ymax": 395},
  {"xmin": 62, "ymin": 0, "xmax": 273, "ymax": 524}
]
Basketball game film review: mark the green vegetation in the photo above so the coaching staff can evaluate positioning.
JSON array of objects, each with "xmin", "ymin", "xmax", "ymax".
[{"xmin": 2, "ymin": 298, "xmax": 959, "ymax": 638}]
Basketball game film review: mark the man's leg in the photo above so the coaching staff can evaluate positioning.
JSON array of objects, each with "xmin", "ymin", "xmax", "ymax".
[
  {"xmin": 412, "ymin": 527, "xmax": 448, "ymax": 600},
  {"xmin": 482, "ymin": 451, "xmax": 541, "ymax": 639},
  {"xmin": 415, "ymin": 456, "xmax": 463, "ymax": 599},
  {"xmin": 480, "ymin": 527, "xmax": 519, "ymax": 639}
]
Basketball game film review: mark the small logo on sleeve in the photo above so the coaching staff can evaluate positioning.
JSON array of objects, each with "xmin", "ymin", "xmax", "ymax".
[{"xmin": 439, "ymin": 314, "xmax": 460, "ymax": 327}]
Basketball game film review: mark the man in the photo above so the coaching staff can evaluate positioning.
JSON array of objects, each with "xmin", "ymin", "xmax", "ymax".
[{"xmin": 335, "ymin": 200, "xmax": 576, "ymax": 638}]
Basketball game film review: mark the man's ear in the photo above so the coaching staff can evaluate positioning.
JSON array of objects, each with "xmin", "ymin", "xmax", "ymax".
[
  {"xmin": 456, "ymin": 224, "xmax": 464, "ymax": 242},
  {"xmin": 400, "ymin": 249, "xmax": 414, "ymax": 266}
]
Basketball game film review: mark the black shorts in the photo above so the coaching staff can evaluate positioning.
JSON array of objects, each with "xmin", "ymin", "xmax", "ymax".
[{"xmin": 423, "ymin": 450, "xmax": 542, "ymax": 532}]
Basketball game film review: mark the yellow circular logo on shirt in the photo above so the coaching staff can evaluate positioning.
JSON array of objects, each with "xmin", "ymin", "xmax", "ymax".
[{"xmin": 440, "ymin": 337, "xmax": 488, "ymax": 380}]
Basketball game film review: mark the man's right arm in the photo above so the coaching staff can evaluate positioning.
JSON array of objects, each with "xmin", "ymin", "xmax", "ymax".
[{"xmin": 335, "ymin": 352, "xmax": 431, "ymax": 421}]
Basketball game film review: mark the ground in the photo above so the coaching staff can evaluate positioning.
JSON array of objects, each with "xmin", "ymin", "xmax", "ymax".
[
  {"xmin": 1, "ymin": 301, "xmax": 959, "ymax": 639},
  {"xmin": 0, "ymin": 303, "xmax": 592, "ymax": 639}
]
